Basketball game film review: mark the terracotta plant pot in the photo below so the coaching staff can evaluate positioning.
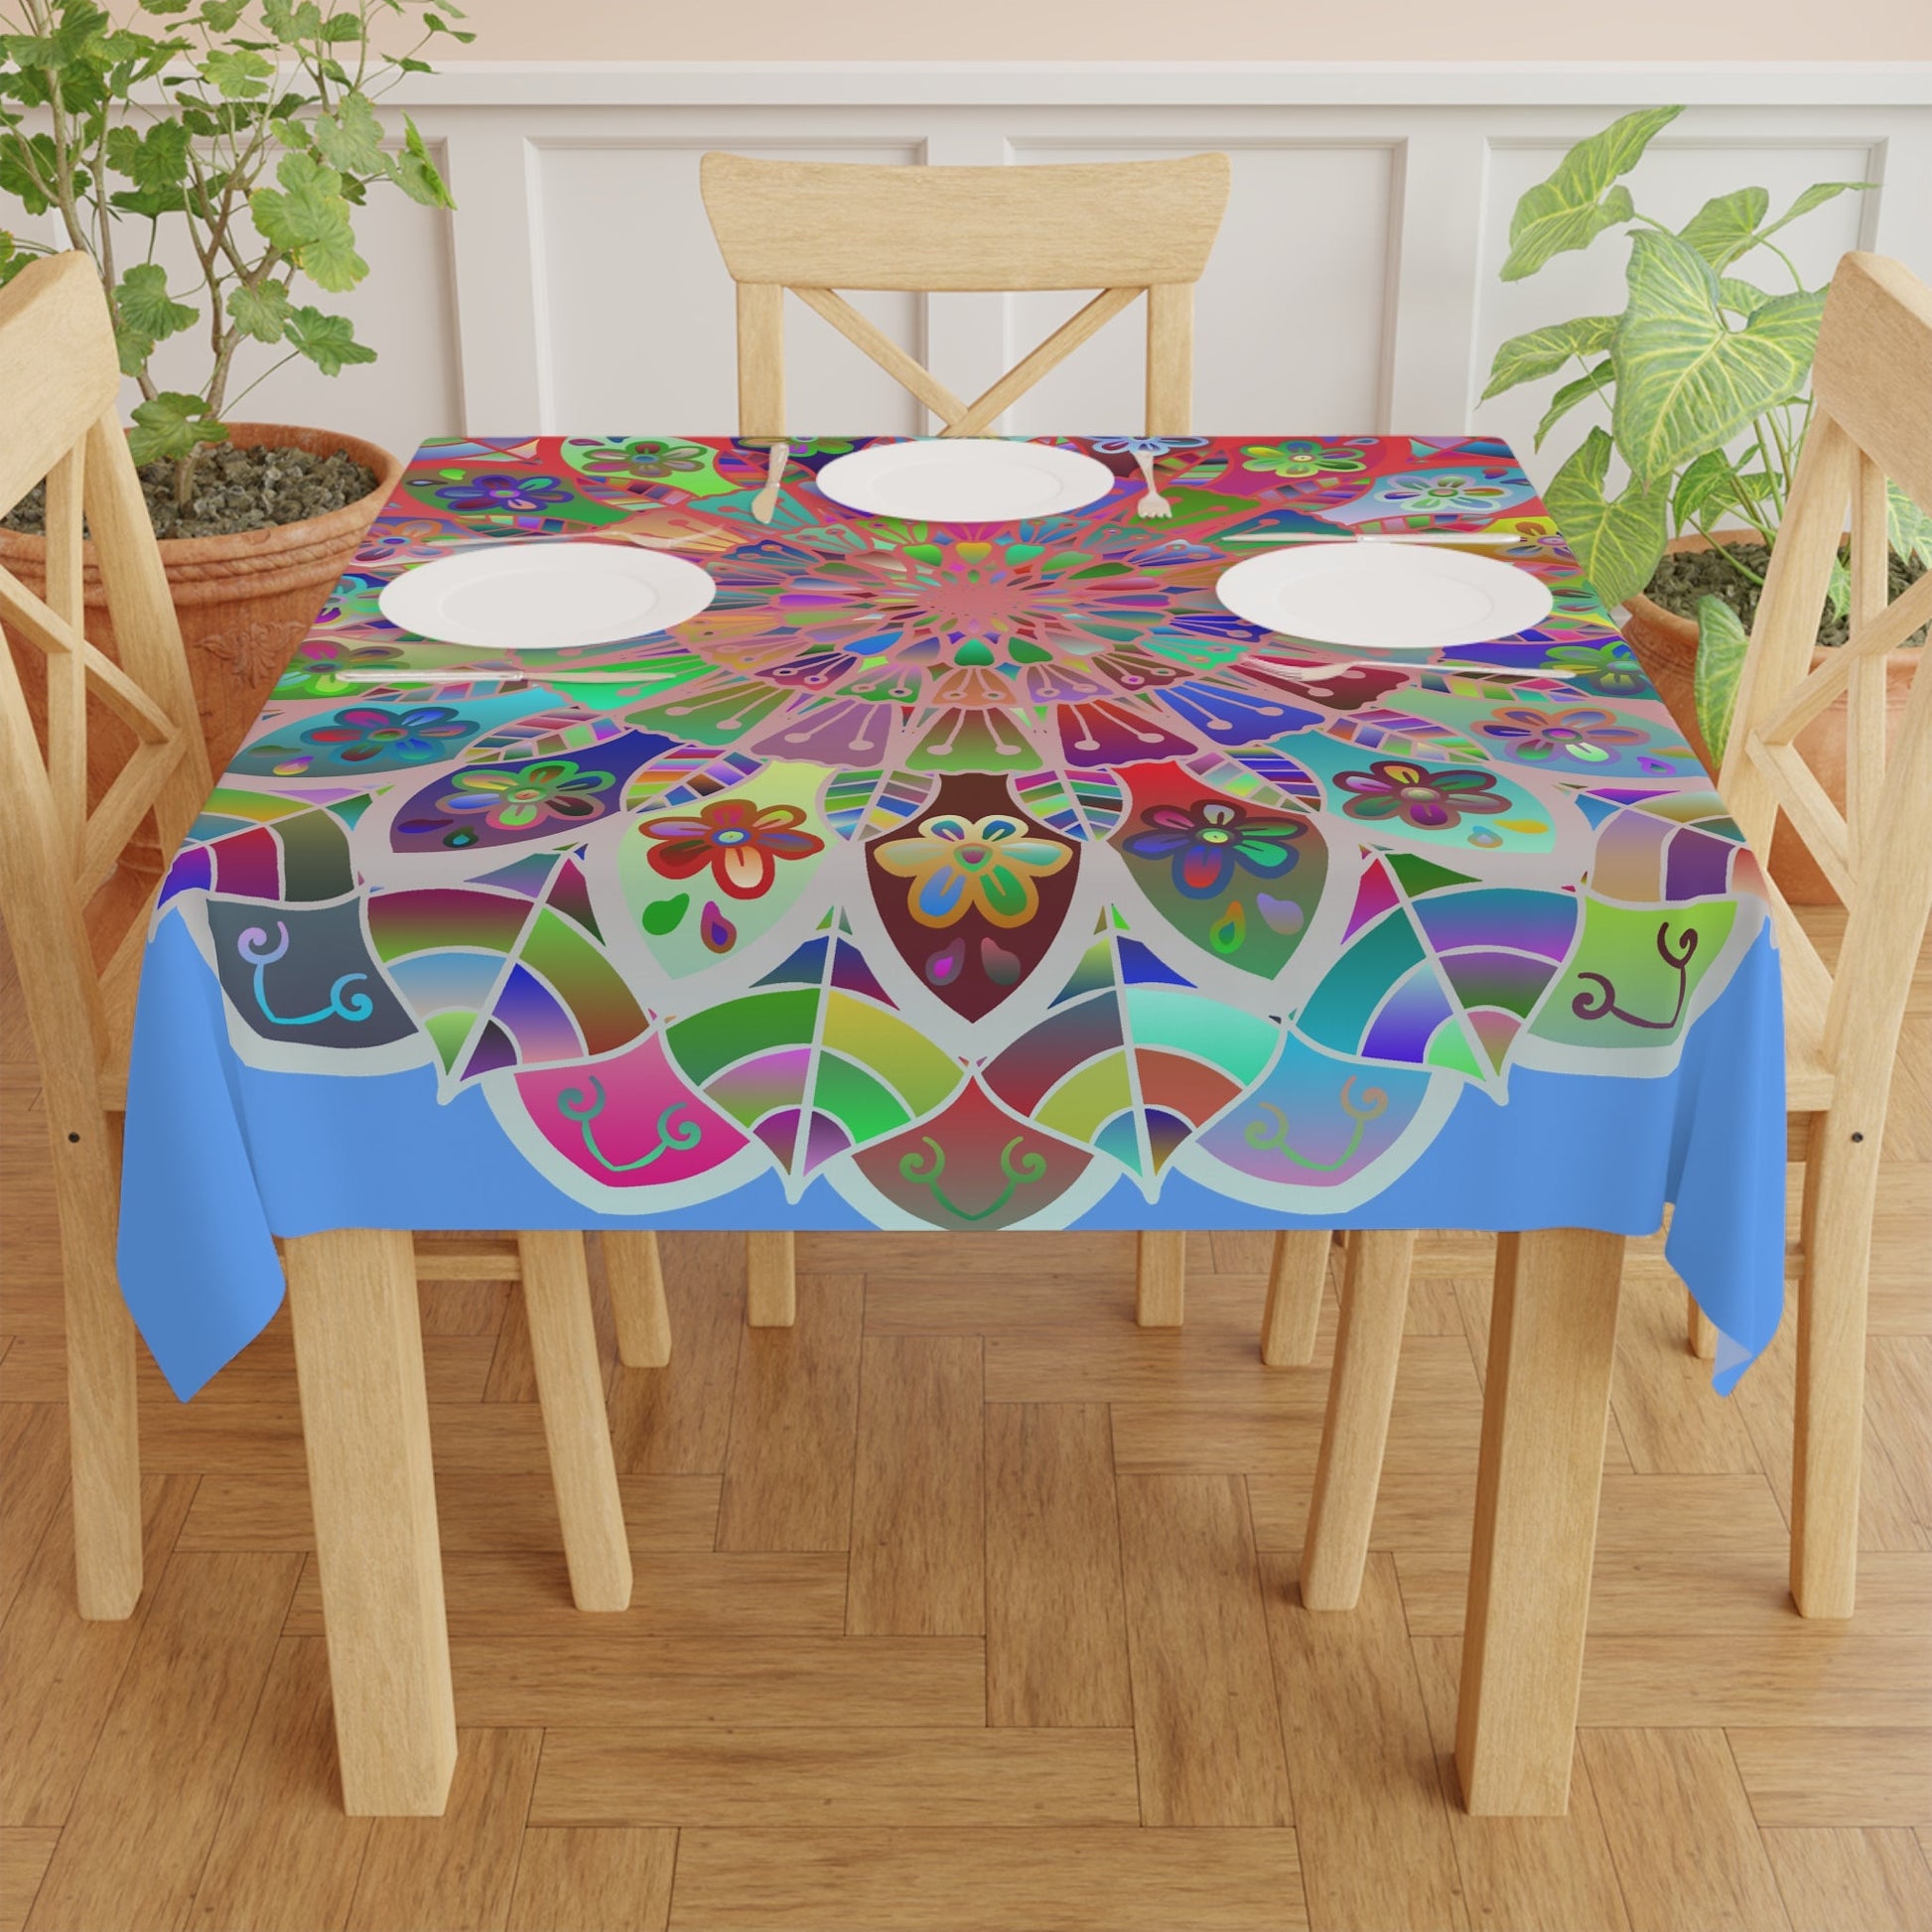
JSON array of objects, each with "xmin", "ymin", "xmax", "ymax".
[
  {"xmin": 1621, "ymin": 529, "xmax": 1917, "ymax": 906},
  {"xmin": 1, "ymin": 421, "xmax": 402, "ymax": 788}
]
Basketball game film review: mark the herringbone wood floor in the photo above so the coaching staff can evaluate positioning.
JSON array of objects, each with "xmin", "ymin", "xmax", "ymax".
[{"xmin": 1, "ymin": 912, "xmax": 1928, "ymax": 1932}]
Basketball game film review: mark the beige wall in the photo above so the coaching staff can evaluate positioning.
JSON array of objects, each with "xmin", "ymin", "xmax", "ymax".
[{"xmin": 440, "ymin": 0, "xmax": 1931, "ymax": 63}]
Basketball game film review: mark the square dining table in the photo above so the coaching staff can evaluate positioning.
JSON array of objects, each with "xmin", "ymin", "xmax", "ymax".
[{"xmin": 117, "ymin": 431, "xmax": 1788, "ymax": 1817}]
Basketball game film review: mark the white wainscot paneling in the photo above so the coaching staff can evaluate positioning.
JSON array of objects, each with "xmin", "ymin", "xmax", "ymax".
[
  {"xmin": 531, "ymin": 139, "xmax": 925, "ymax": 437},
  {"xmin": 1000, "ymin": 139, "xmax": 1398, "ymax": 437},
  {"xmin": 1472, "ymin": 132, "xmax": 1884, "ymax": 492}
]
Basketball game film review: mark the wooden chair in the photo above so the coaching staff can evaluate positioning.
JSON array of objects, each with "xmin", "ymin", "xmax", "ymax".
[
  {"xmin": 1289, "ymin": 252, "xmax": 1932, "ymax": 1642},
  {"xmin": 0, "ymin": 258, "xmax": 643, "ymax": 1753},
  {"xmin": 1711, "ymin": 250, "xmax": 1932, "ymax": 1618},
  {"xmin": 701, "ymin": 148, "xmax": 1246, "ymax": 1325}
]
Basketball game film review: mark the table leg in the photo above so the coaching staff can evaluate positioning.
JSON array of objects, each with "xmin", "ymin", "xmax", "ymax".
[
  {"xmin": 747, "ymin": 1231, "xmax": 796, "ymax": 1326},
  {"xmin": 1455, "ymin": 1227, "xmax": 1623, "ymax": 1817},
  {"xmin": 1260, "ymin": 1229, "xmax": 1333, "ymax": 1366},
  {"xmin": 519, "ymin": 1231, "xmax": 633, "ymax": 1612},
  {"xmin": 1135, "ymin": 1231, "xmax": 1186, "ymax": 1327},
  {"xmin": 603, "ymin": 1230, "xmax": 672, "ymax": 1367},
  {"xmin": 1301, "ymin": 1229, "xmax": 1416, "ymax": 1608},
  {"xmin": 1687, "ymin": 1292, "xmax": 1719, "ymax": 1360},
  {"xmin": 286, "ymin": 1228, "xmax": 457, "ymax": 1817}
]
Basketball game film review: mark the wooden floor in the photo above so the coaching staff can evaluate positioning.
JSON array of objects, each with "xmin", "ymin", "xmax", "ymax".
[{"xmin": 2, "ymin": 911, "xmax": 1929, "ymax": 1932}]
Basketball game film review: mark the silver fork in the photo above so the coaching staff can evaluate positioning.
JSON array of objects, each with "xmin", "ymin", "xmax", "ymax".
[{"xmin": 1133, "ymin": 447, "xmax": 1171, "ymax": 519}]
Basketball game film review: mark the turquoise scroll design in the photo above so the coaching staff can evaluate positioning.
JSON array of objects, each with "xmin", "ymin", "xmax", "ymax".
[
  {"xmin": 556, "ymin": 1075, "xmax": 702, "ymax": 1173},
  {"xmin": 237, "ymin": 921, "xmax": 373, "ymax": 1028}
]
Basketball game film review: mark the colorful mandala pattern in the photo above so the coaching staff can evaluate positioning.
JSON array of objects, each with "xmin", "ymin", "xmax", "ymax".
[{"xmin": 154, "ymin": 435, "xmax": 1768, "ymax": 1231}]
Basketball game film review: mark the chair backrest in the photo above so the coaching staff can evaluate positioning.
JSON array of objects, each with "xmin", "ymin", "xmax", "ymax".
[
  {"xmin": 0, "ymin": 251, "xmax": 211, "ymax": 1121},
  {"xmin": 1719, "ymin": 251, "xmax": 1932, "ymax": 1118},
  {"xmin": 699, "ymin": 151, "xmax": 1231, "ymax": 439}
]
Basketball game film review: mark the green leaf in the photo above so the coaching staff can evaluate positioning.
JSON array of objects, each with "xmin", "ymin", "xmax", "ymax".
[
  {"xmin": 0, "ymin": 131, "xmax": 59, "ymax": 214},
  {"xmin": 311, "ymin": 91, "xmax": 384, "ymax": 175},
  {"xmin": 1611, "ymin": 229, "xmax": 1824, "ymax": 484},
  {"xmin": 1888, "ymin": 481, "xmax": 1932, "ymax": 569},
  {"xmin": 197, "ymin": 0, "xmax": 247, "ymax": 27},
  {"xmin": 127, "ymin": 391, "xmax": 227, "ymax": 466},
  {"xmin": 1717, "ymin": 275, "xmax": 1772, "ymax": 317},
  {"xmin": 1533, "ymin": 358, "xmax": 1614, "ymax": 451},
  {"xmin": 283, "ymin": 303, "xmax": 376, "ymax": 376},
  {"xmin": 390, "ymin": 114, "xmax": 453, "ymax": 208},
  {"xmin": 1678, "ymin": 186, "xmax": 1769, "ymax": 271},
  {"xmin": 1759, "ymin": 181, "xmax": 1875, "ymax": 244},
  {"xmin": 225, "ymin": 279, "xmax": 293, "ymax": 344},
  {"xmin": 1546, "ymin": 425, "xmax": 1669, "ymax": 610},
  {"xmin": 1499, "ymin": 105, "xmax": 1682, "ymax": 281},
  {"xmin": 249, "ymin": 150, "xmax": 368, "ymax": 291},
  {"xmin": 116, "ymin": 262, "xmax": 195, "ymax": 345},
  {"xmin": 105, "ymin": 117, "xmax": 190, "ymax": 191},
  {"xmin": 320, "ymin": 10, "xmax": 365, "ymax": 40},
  {"xmin": 1673, "ymin": 449, "xmax": 1744, "ymax": 528},
  {"xmin": 1826, "ymin": 556, "xmax": 1852, "ymax": 621},
  {"xmin": 1693, "ymin": 594, "xmax": 1750, "ymax": 759},
  {"xmin": 202, "ymin": 46, "xmax": 272, "ymax": 96},
  {"xmin": 1480, "ymin": 315, "xmax": 1618, "ymax": 401}
]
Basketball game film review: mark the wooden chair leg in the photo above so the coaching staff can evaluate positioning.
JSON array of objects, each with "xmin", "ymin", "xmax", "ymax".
[
  {"xmin": 59, "ymin": 1119, "xmax": 142, "ymax": 1618},
  {"xmin": 518, "ymin": 1232, "xmax": 633, "ymax": 1613},
  {"xmin": 1687, "ymin": 1292, "xmax": 1719, "ymax": 1360},
  {"xmin": 1300, "ymin": 1229, "xmax": 1416, "ymax": 1609},
  {"xmin": 1135, "ymin": 1230, "xmax": 1186, "ymax": 1327},
  {"xmin": 286, "ymin": 1229, "xmax": 457, "ymax": 1817},
  {"xmin": 747, "ymin": 1231, "xmax": 796, "ymax": 1326},
  {"xmin": 602, "ymin": 1230, "xmax": 672, "ymax": 1367},
  {"xmin": 1260, "ymin": 1228, "xmax": 1332, "ymax": 1366},
  {"xmin": 1455, "ymin": 1228, "xmax": 1624, "ymax": 1817},
  {"xmin": 1791, "ymin": 1118, "xmax": 1880, "ymax": 1619}
]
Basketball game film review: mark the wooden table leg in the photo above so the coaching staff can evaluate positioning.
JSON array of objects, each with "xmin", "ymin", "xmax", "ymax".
[
  {"xmin": 1301, "ymin": 1228, "xmax": 1415, "ymax": 1608},
  {"xmin": 519, "ymin": 1231, "xmax": 633, "ymax": 1612},
  {"xmin": 747, "ymin": 1231, "xmax": 796, "ymax": 1326},
  {"xmin": 603, "ymin": 1230, "xmax": 672, "ymax": 1367},
  {"xmin": 1136, "ymin": 1231, "xmax": 1186, "ymax": 1327},
  {"xmin": 1455, "ymin": 1227, "xmax": 1623, "ymax": 1816},
  {"xmin": 1260, "ymin": 1228, "xmax": 1332, "ymax": 1366},
  {"xmin": 286, "ymin": 1228, "xmax": 457, "ymax": 1817}
]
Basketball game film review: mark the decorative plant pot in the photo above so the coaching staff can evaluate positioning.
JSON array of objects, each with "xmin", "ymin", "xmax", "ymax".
[
  {"xmin": 1621, "ymin": 529, "xmax": 1916, "ymax": 906},
  {"xmin": 1, "ymin": 422, "xmax": 402, "ymax": 830}
]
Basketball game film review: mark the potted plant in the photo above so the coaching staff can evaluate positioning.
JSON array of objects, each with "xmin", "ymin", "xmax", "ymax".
[
  {"xmin": 0, "ymin": 0, "xmax": 465, "ymax": 777},
  {"xmin": 1480, "ymin": 106, "xmax": 1930, "ymax": 899}
]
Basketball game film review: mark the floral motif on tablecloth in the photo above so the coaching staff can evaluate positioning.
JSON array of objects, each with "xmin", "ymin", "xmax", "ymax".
[{"xmin": 157, "ymin": 434, "xmax": 1761, "ymax": 1230}]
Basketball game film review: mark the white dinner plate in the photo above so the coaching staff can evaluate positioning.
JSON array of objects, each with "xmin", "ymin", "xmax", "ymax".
[
  {"xmin": 1214, "ymin": 542, "xmax": 1553, "ymax": 651},
  {"xmin": 814, "ymin": 439, "xmax": 1117, "ymax": 522},
  {"xmin": 377, "ymin": 543, "xmax": 717, "ymax": 651}
]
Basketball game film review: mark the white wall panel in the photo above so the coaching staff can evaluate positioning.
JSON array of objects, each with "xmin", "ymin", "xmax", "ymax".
[
  {"xmin": 1001, "ymin": 140, "xmax": 1399, "ymax": 437},
  {"xmin": 532, "ymin": 139, "xmax": 925, "ymax": 438}
]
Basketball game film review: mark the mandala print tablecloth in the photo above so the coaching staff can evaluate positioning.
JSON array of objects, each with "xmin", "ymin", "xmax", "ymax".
[{"xmin": 118, "ymin": 434, "xmax": 1787, "ymax": 1399}]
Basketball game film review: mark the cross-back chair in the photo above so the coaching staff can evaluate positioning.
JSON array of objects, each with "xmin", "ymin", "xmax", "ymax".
[
  {"xmin": 699, "ymin": 150, "xmax": 1230, "ymax": 442},
  {"xmin": 1714, "ymin": 249, "xmax": 1932, "ymax": 1618},
  {"xmin": 1286, "ymin": 249, "xmax": 1932, "ymax": 1632},
  {"xmin": 0, "ymin": 259, "xmax": 649, "ymax": 1696},
  {"xmin": 700, "ymin": 150, "xmax": 1261, "ymax": 1327}
]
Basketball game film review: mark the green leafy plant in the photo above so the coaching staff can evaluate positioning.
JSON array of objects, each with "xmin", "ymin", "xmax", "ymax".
[
  {"xmin": 1, "ymin": 0, "xmax": 463, "ymax": 504},
  {"xmin": 1483, "ymin": 106, "xmax": 1932, "ymax": 755}
]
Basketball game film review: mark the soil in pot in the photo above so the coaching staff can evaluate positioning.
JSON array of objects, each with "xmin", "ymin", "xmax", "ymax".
[
  {"xmin": 1642, "ymin": 539, "xmax": 1928, "ymax": 647},
  {"xmin": 3, "ymin": 442, "xmax": 378, "ymax": 541}
]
